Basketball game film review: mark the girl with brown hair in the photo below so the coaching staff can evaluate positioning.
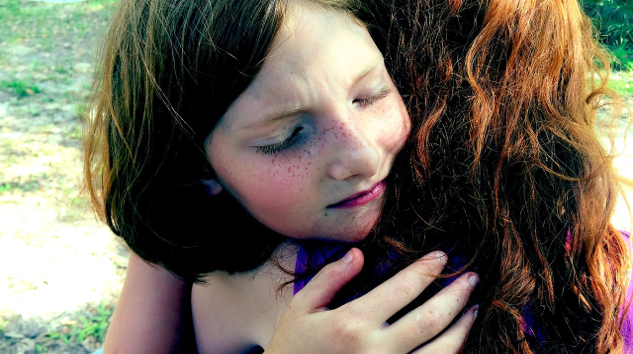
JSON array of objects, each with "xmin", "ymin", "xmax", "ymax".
[{"xmin": 84, "ymin": 0, "xmax": 477, "ymax": 353}]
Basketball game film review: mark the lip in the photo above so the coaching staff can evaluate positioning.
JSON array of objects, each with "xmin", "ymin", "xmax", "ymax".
[{"xmin": 328, "ymin": 180, "xmax": 386, "ymax": 209}]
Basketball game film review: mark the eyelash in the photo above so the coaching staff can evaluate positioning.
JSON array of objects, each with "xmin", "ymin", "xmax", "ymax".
[
  {"xmin": 256, "ymin": 127, "xmax": 304, "ymax": 155},
  {"xmin": 256, "ymin": 88, "xmax": 390, "ymax": 155},
  {"xmin": 353, "ymin": 87, "xmax": 391, "ymax": 107}
]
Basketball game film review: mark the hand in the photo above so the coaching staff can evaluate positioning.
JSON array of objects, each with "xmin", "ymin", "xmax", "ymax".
[{"xmin": 265, "ymin": 249, "xmax": 478, "ymax": 354}]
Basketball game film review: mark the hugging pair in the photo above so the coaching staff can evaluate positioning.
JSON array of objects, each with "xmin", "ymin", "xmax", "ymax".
[{"xmin": 84, "ymin": 0, "xmax": 632, "ymax": 353}]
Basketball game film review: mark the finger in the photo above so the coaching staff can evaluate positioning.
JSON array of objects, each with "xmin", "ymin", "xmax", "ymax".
[
  {"xmin": 294, "ymin": 248, "xmax": 364, "ymax": 312},
  {"xmin": 386, "ymin": 272, "xmax": 479, "ymax": 352},
  {"xmin": 353, "ymin": 251, "xmax": 447, "ymax": 322},
  {"xmin": 411, "ymin": 305, "xmax": 478, "ymax": 354}
]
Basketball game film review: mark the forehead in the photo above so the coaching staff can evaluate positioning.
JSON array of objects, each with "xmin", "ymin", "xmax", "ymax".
[
  {"xmin": 260, "ymin": 4, "xmax": 373, "ymax": 75},
  {"xmin": 250, "ymin": 8, "xmax": 378, "ymax": 101},
  {"xmin": 214, "ymin": 3, "xmax": 385, "ymax": 133}
]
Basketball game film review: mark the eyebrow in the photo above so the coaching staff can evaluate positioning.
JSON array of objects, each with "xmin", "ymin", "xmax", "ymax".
[
  {"xmin": 236, "ymin": 56, "xmax": 385, "ymax": 132},
  {"xmin": 352, "ymin": 56, "xmax": 385, "ymax": 87}
]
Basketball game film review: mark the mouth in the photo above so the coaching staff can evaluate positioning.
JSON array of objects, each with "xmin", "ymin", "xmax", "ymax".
[{"xmin": 328, "ymin": 180, "xmax": 386, "ymax": 209}]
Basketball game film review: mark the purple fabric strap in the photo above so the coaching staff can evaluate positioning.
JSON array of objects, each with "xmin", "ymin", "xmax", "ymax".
[
  {"xmin": 621, "ymin": 230, "xmax": 633, "ymax": 352},
  {"xmin": 294, "ymin": 243, "xmax": 346, "ymax": 295}
]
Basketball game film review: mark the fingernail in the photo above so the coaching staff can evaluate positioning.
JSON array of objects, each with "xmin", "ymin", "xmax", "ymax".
[
  {"xmin": 473, "ymin": 305, "xmax": 479, "ymax": 319},
  {"xmin": 436, "ymin": 252, "xmax": 448, "ymax": 264},
  {"xmin": 343, "ymin": 249, "xmax": 354, "ymax": 264},
  {"xmin": 468, "ymin": 274, "xmax": 479, "ymax": 286}
]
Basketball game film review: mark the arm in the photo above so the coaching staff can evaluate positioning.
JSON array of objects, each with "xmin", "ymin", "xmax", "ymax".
[{"xmin": 102, "ymin": 252, "xmax": 195, "ymax": 354}]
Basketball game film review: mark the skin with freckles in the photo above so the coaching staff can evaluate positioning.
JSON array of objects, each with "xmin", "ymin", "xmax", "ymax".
[{"xmin": 205, "ymin": 4, "xmax": 410, "ymax": 242}]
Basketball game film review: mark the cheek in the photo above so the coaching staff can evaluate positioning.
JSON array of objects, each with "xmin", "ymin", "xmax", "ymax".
[
  {"xmin": 210, "ymin": 141, "xmax": 313, "ymax": 199},
  {"xmin": 375, "ymin": 98, "xmax": 411, "ymax": 154},
  {"xmin": 398, "ymin": 100, "xmax": 412, "ymax": 147},
  {"xmin": 230, "ymin": 152, "xmax": 320, "ymax": 212}
]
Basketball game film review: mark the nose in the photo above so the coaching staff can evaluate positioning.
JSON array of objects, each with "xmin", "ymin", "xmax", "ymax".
[{"xmin": 326, "ymin": 117, "xmax": 382, "ymax": 181}]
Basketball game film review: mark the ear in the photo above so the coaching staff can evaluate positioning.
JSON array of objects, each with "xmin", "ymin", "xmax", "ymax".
[{"xmin": 202, "ymin": 178, "xmax": 223, "ymax": 196}]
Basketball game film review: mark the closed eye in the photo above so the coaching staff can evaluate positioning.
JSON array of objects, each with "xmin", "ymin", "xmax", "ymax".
[
  {"xmin": 353, "ymin": 86, "xmax": 391, "ymax": 107},
  {"xmin": 255, "ymin": 127, "xmax": 304, "ymax": 155}
]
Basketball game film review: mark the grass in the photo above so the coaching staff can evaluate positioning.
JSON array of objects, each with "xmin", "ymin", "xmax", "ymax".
[
  {"xmin": 0, "ymin": 0, "xmax": 119, "ymax": 44},
  {"xmin": 0, "ymin": 178, "xmax": 42, "ymax": 194},
  {"xmin": 607, "ymin": 42, "xmax": 633, "ymax": 97},
  {"xmin": 60, "ymin": 183, "xmax": 90, "ymax": 222},
  {"xmin": 610, "ymin": 39, "xmax": 633, "ymax": 72},
  {"xmin": 0, "ymin": 184, "xmax": 14, "ymax": 193},
  {"xmin": 0, "ymin": 0, "xmax": 120, "ymax": 19},
  {"xmin": 0, "ymin": 79, "xmax": 41, "ymax": 98},
  {"xmin": 75, "ymin": 302, "xmax": 112, "ymax": 343},
  {"xmin": 0, "ymin": 317, "xmax": 7, "ymax": 333},
  {"xmin": 612, "ymin": 42, "xmax": 632, "ymax": 66},
  {"xmin": 65, "ymin": 122, "xmax": 82, "ymax": 140},
  {"xmin": 45, "ymin": 301, "xmax": 113, "ymax": 346},
  {"xmin": 609, "ymin": 71, "xmax": 633, "ymax": 96},
  {"xmin": 0, "ymin": 0, "xmax": 21, "ymax": 22}
]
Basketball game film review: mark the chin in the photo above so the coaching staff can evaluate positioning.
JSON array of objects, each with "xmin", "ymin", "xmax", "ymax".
[
  {"xmin": 346, "ymin": 230, "xmax": 372, "ymax": 244},
  {"xmin": 270, "ymin": 209, "xmax": 382, "ymax": 243},
  {"xmin": 337, "ymin": 214, "xmax": 381, "ymax": 244},
  {"xmin": 356, "ymin": 210, "xmax": 382, "ymax": 240}
]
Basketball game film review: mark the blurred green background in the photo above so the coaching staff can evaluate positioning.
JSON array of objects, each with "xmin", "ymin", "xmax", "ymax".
[{"xmin": 582, "ymin": 0, "xmax": 633, "ymax": 95}]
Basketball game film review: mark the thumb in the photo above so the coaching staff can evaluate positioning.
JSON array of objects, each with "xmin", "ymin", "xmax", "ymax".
[{"xmin": 296, "ymin": 248, "xmax": 364, "ymax": 311}]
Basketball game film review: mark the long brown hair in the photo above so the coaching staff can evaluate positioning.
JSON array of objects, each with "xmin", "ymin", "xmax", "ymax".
[
  {"xmin": 83, "ymin": 0, "xmax": 366, "ymax": 280},
  {"xmin": 361, "ymin": 0, "xmax": 631, "ymax": 352}
]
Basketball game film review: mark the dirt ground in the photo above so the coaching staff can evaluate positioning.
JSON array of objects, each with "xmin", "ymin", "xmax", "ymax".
[
  {"xmin": 0, "ymin": 1, "xmax": 631, "ymax": 354},
  {"xmin": 0, "ymin": 1, "xmax": 128, "ymax": 353}
]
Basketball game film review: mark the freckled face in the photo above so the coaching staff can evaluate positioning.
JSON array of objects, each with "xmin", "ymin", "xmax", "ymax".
[{"xmin": 205, "ymin": 5, "xmax": 410, "ymax": 242}]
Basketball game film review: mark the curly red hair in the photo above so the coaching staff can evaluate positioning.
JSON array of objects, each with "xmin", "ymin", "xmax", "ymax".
[{"xmin": 366, "ymin": 0, "xmax": 632, "ymax": 352}]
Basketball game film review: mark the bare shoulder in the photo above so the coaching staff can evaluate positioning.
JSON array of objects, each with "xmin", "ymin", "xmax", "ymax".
[
  {"xmin": 192, "ymin": 247, "xmax": 297, "ymax": 354},
  {"xmin": 191, "ymin": 271, "xmax": 257, "ymax": 354}
]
